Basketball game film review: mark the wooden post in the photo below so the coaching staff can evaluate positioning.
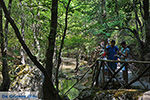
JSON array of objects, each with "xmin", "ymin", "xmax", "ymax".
[
  {"xmin": 95, "ymin": 61, "xmax": 102, "ymax": 86},
  {"xmin": 91, "ymin": 62, "xmax": 97, "ymax": 87},
  {"xmin": 125, "ymin": 65, "xmax": 128, "ymax": 85},
  {"xmin": 126, "ymin": 64, "xmax": 147, "ymax": 89},
  {"xmin": 103, "ymin": 63, "xmax": 127, "ymax": 89},
  {"xmin": 105, "ymin": 63, "xmax": 124, "ymax": 87},
  {"xmin": 91, "ymin": 60, "xmax": 100, "ymax": 87},
  {"xmin": 102, "ymin": 62, "xmax": 105, "ymax": 86},
  {"xmin": 124, "ymin": 64, "xmax": 150, "ymax": 88}
]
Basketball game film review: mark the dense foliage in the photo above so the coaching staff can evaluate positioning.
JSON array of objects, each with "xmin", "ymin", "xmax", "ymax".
[{"xmin": 0, "ymin": 0, "xmax": 150, "ymax": 99}]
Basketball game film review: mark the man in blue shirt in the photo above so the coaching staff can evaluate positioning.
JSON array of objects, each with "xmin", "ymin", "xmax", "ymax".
[{"xmin": 106, "ymin": 40, "xmax": 119, "ymax": 71}]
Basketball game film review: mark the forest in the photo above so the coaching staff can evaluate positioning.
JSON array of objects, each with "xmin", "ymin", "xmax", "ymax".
[{"xmin": 0, "ymin": 0, "xmax": 150, "ymax": 100}]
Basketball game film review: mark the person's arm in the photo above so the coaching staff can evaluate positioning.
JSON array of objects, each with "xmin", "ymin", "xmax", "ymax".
[
  {"xmin": 120, "ymin": 51, "xmax": 128, "ymax": 58},
  {"xmin": 105, "ymin": 47, "xmax": 109, "ymax": 55},
  {"xmin": 124, "ymin": 49, "xmax": 129, "ymax": 58},
  {"xmin": 120, "ymin": 49, "xmax": 129, "ymax": 58}
]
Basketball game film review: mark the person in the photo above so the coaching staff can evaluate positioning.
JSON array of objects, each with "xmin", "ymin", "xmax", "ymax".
[
  {"xmin": 119, "ymin": 41, "xmax": 130, "ymax": 84},
  {"xmin": 106, "ymin": 40, "xmax": 119, "ymax": 72}
]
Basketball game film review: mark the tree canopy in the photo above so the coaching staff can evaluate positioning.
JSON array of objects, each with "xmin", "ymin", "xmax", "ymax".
[{"xmin": 0, "ymin": 0, "xmax": 150, "ymax": 100}]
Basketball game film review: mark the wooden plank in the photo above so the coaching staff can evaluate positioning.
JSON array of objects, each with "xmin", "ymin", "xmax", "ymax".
[
  {"xmin": 105, "ymin": 63, "xmax": 124, "ymax": 87},
  {"xmin": 103, "ymin": 63, "xmax": 127, "ymax": 89},
  {"xmin": 102, "ymin": 62, "xmax": 105, "ymax": 86},
  {"xmin": 98, "ymin": 59, "xmax": 150, "ymax": 64}
]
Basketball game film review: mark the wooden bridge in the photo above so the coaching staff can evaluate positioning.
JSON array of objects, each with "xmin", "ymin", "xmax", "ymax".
[
  {"xmin": 92, "ymin": 59, "xmax": 150, "ymax": 90},
  {"xmin": 65, "ymin": 59, "xmax": 150, "ymax": 95}
]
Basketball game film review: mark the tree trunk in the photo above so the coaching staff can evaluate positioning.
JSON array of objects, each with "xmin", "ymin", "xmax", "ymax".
[
  {"xmin": 32, "ymin": 22, "xmax": 41, "ymax": 58},
  {"xmin": 31, "ymin": 1, "xmax": 41, "ymax": 58},
  {"xmin": 115, "ymin": 0, "xmax": 118, "ymax": 15},
  {"xmin": 4, "ymin": 0, "xmax": 12, "ymax": 51},
  {"xmin": 19, "ymin": 1, "xmax": 26, "ymax": 65},
  {"xmin": 43, "ymin": 75, "xmax": 62, "ymax": 100},
  {"xmin": 98, "ymin": 0, "xmax": 106, "ymax": 24},
  {"xmin": 143, "ymin": 0, "xmax": 150, "ymax": 59},
  {"xmin": 45, "ymin": 0, "xmax": 58, "ymax": 81},
  {"xmin": 75, "ymin": 52, "xmax": 80, "ymax": 71},
  {"xmin": 0, "ymin": 3, "xmax": 10, "ymax": 91},
  {"xmin": 55, "ymin": 0, "xmax": 71, "ymax": 92},
  {"xmin": 133, "ymin": 0, "xmax": 142, "ymax": 33},
  {"xmin": 0, "ymin": 0, "xmax": 62, "ymax": 99},
  {"xmin": 43, "ymin": 0, "xmax": 62, "ymax": 99}
]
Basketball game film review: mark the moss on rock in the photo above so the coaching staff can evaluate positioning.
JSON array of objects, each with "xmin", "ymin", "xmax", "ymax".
[{"xmin": 76, "ymin": 88, "xmax": 146, "ymax": 100}]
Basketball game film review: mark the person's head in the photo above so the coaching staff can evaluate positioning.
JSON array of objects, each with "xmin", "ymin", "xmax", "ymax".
[
  {"xmin": 100, "ymin": 41, "xmax": 104, "ymax": 47},
  {"xmin": 111, "ymin": 40, "xmax": 115, "ymax": 47},
  {"xmin": 121, "ymin": 41, "xmax": 126, "ymax": 48}
]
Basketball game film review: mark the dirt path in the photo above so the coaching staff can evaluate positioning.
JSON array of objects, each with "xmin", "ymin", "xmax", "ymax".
[{"xmin": 60, "ymin": 57, "xmax": 87, "ymax": 70}]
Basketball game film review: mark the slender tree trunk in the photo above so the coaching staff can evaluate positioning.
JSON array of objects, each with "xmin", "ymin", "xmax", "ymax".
[
  {"xmin": 132, "ymin": 29, "xmax": 144, "ymax": 59},
  {"xmin": 19, "ymin": 1, "xmax": 26, "ymax": 65},
  {"xmin": 43, "ymin": 0, "xmax": 62, "ymax": 99},
  {"xmin": 143, "ymin": 0, "xmax": 150, "ymax": 44},
  {"xmin": 0, "ymin": 0, "xmax": 47, "ymax": 79},
  {"xmin": 132, "ymin": 0, "xmax": 144, "ymax": 60},
  {"xmin": 98, "ymin": 0, "xmax": 106, "ymax": 24},
  {"xmin": 33, "ymin": 23, "xmax": 41, "ymax": 58},
  {"xmin": 0, "ymin": 0, "xmax": 12, "ymax": 91},
  {"xmin": 4, "ymin": 0, "xmax": 12, "ymax": 51},
  {"xmin": 133, "ymin": 0, "xmax": 139, "ymax": 32},
  {"xmin": 34, "ymin": 25, "xmax": 40, "ymax": 56},
  {"xmin": 0, "ymin": 0, "xmax": 62, "ymax": 99},
  {"xmin": 31, "ymin": 1, "xmax": 41, "ymax": 58},
  {"xmin": 0, "ymin": 3, "xmax": 10, "ymax": 91},
  {"xmin": 45, "ymin": 0, "xmax": 58, "ymax": 81},
  {"xmin": 75, "ymin": 51, "xmax": 80, "ymax": 71},
  {"xmin": 55, "ymin": 0, "xmax": 71, "ymax": 92},
  {"xmin": 115, "ymin": 0, "xmax": 118, "ymax": 16},
  {"xmin": 143, "ymin": 0, "xmax": 150, "ymax": 59}
]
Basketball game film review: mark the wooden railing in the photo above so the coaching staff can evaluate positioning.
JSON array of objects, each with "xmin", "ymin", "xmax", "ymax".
[
  {"xmin": 64, "ymin": 59, "xmax": 150, "ymax": 95},
  {"xmin": 92, "ymin": 59, "xmax": 150, "ymax": 89}
]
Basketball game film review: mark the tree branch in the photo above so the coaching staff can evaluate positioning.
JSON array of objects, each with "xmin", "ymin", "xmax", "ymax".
[
  {"xmin": 55, "ymin": 0, "xmax": 72, "ymax": 91},
  {"xmin": 106, "ymin": 27, "xmax": 144, "ymax": 47},
  {"xmin": 0, "ymin": 0, "xmax": 47, "ymax": 76},
  {"xmin": 143, "ymin": 0, "xmax": 149, "ymax": 20},
  {"xmin": 133, "ymin": 0, "xmax": 142, "ymax": 33}
]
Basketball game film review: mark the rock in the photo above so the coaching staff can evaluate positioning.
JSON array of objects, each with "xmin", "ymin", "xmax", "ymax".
[
  {"xmin": 77, "ymin": 88, "xmax": 96, "ymax": 100},
  {"xmin": 76, "ymin": 88, "xmax": 146, "ymax": 100},
  {"xmin": 139, "ymin": 91, "xmax": 150, "ymax": 100},
  {"xmin": 144, "ymin": 53, "xmax": 150, "ymax": 61},
  {"xmin": 9, "ymin": 65, "xmax": 43, "ymax": 98}
]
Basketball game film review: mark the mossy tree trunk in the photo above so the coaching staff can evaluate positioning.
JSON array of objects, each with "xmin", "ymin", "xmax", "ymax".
[
  {"xmin": 19, "ymin": 0, "xmax": 26, "ymax": 65},
  {"xmin": 0, "ymin": 3, "xmax": 10, "ymax": 91}
]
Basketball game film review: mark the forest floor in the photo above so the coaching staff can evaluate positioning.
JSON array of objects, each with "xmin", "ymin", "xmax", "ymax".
[
  {"xmin": 60, "ymin": 57, "xmax": 77, "ymax": 70},
  {"xmin": 60, "ymin": 57, "xmax": 88, "ymax": 70}
]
